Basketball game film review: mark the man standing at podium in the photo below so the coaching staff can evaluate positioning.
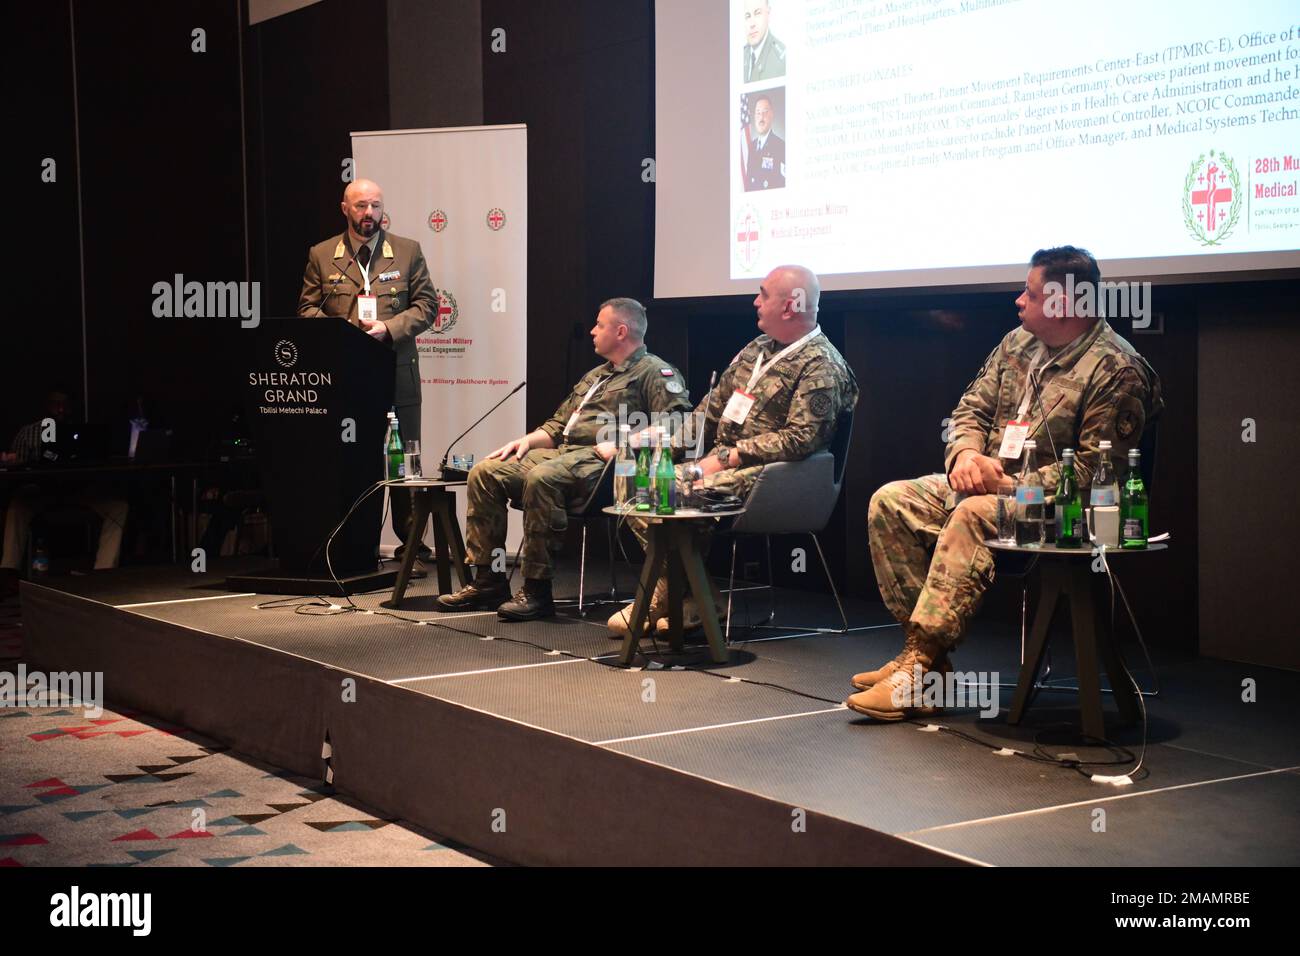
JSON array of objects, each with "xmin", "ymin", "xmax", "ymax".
[{"xmin": 298, "ymin": 178, "xmax": 437, "ymax": 561}]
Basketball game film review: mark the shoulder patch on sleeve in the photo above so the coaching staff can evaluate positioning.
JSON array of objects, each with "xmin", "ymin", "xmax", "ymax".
[
  {"xmin": 666, "ymin": 381, "xmax": 683, "ymax": 394},
  {"xmin": 661, "ymin": 368, "xmax": 675, "ymax": 377}
]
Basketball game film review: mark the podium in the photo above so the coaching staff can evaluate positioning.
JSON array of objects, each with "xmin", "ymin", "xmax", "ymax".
[{"xmin": 226, "ymin": 318, "xmax": 398, "ymax": 595}]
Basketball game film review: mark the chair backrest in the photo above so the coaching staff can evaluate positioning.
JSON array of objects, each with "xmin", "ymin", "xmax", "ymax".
[
  {"xmin": 727, "ymin": 407, "xmax": 854, "ymax": 535},
  {"xmin": 828, "ymin": 407, "xmax": 854, "ymax": 492},
  {"xmin": 1137, "ymin": 412, "xmax": 1159, "ymax": 488}
]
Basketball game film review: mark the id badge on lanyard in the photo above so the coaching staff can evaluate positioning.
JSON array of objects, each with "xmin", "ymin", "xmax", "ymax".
[
  {"xmin": 999, "ymin": 356, "xmax": 1043, "ymax": 460},
  {"xmin": 357, "ymin": 253, "xmax": 377, "ymax": 324},
  {"xmin": 723, "ymin": 327, "xmax": 821, "ymax": 426},
  {"xmin": 721, "ymin": 389, "xmax": 755, "ymax": 425}
]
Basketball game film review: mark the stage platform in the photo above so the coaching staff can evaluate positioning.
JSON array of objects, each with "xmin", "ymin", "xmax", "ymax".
[{"xmin": 19, "ymin": 557, "xmax": 1300, "ymax": 866}]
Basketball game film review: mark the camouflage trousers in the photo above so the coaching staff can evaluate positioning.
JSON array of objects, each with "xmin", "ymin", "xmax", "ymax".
[
  {"xmin": 623, "ymin": 458, "xmax": 763, "ymax": 550},
  {"xmin": 868, "ymin": 474, "xmax": 997, "ymax": 650},
  {"xmin": 464, "ymin": 446, "xmax": 605, "ymax": 580}
]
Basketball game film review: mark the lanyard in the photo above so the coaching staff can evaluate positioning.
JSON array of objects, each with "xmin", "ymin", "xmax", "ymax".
[
  {"xmin": 1016, "ymin": 346, "xmax": 1049, "ymax": 420},
  {"xmin": 359, "ymin": 252, "xmax": 372, "ymax": 295},
  {"xmin": 563, "ymin": 373, "xmax": 612, "ymax": 436},
  {"xmin": 745, "ymin": 326, "xmax": 821, "ymax": 393}
]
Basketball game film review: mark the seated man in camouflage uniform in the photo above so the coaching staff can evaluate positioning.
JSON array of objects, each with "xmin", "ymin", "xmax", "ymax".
[
  {"xmin": 847, "ymin": 246, "xmax": 1163, "ymax": 720},
  {"xmin": 439, "ymin": 298, "xmax": 692, "ymax": 621},
  {"xmin": 608, "ymin": 264, "xmax": 859, "ymax": 638}
]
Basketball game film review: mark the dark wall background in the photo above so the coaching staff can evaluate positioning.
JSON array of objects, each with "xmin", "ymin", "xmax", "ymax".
[{"xmin": 15, "ymin": 0, "xmax": 1298, "ymax": 665}]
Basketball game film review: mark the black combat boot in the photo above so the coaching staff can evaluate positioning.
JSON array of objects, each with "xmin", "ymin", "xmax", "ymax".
[
  {"xmin": 437, "ymin": 568, "xmax": 510, "ymax": 611},
  {"xmin": 496, "ymin": 578, "xmax": 555, "ymax": 622}
]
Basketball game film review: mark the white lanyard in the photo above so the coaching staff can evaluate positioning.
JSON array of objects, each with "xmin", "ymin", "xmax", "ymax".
[
  {"xmin": 1016, "ymin": 347, "xmax": 1049, "ymax": 420},
  {"xmin": 358, "ymin": 251, "xmax": 372, "ymax": 295},
  {"xmin": 563, "ymin": 374, "xmax": 611, "ymax": 437},
  {"xmin": 745, "ymin": 326, "xmax": 821, "ymax": 393}
]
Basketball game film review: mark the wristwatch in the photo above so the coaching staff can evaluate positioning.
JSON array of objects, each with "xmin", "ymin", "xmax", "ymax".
[{"xmin": 715, "ymin": 447, "xmax": 733, "ymax": 468}]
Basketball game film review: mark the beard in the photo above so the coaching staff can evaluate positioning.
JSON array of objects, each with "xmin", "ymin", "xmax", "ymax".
[{"xmin": 352, "ymin": 215, "xmax": 378, "ymax": 236}]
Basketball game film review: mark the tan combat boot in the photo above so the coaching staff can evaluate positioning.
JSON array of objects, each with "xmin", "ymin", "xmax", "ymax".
[
  {"xmin": 607, "ymin": 579, "xmax": 669, "ymax": 640},
  {"xmin": 851, "ymin": 633, "xmax": 953, "ymax": 691},
  {"xmin": 845, "ymin": 635, "xmax": 949, "ymax": 721}
]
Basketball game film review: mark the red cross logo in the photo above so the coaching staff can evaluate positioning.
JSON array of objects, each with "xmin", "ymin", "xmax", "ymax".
[
  {"xmin": 1191, "ymin": 163, "xmax": 1232, "ymax": 234},
  {"xmin": 428, "ymin": 210, "xmax": 448, "ymax": 233},
  {"xmin": 734, "ymin": 206, "xmax": 761, "ymax": 271},
  {"xmin": 433, "ymin": 289, "xmax": 459, "ymax": 332},
  {"xmin": 486, "ymin": 208, "xmax": 506, "ymax": 231}
]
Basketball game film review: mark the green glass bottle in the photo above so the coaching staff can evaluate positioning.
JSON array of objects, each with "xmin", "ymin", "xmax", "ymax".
[
  {"xmin": 1121, "ymin": 448, "xmax": 1148, "ymax": 549},
  {"xmin": 1056, "ymin": 448, "xmax": 1083, "ymax": 548},
  {"xmin": 634, "ymin": 436, "xmax": 652, "ymax": 512},
  {"xmin": 655, "ymin": 430, "xmax": 676, "ymax": 515},
  {"xmin": 386, "ymin": 413, "xmax": 405, "ymax": 480}
]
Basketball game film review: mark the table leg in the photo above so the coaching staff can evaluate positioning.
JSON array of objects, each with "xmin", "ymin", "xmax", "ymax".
[
  {"xmin": 675, "ymin": 523, "xmax": 728, "ymax": 664},
  {"xmin": 1095, "ymin": 600, "xmax": 1140, "ymax": 724},
  {"xmin": 434, "ymin": 490, "xmax": 471, "ymax": 590},
  {"xmin": 385, "ymin": 490, "xmax": 433, "ymax": 608},
  {"xmin": 191, "ymin": 476, "xmax": 198, "ymax": 558},
  {"xmin": 1008, "ymin": 560, "xmax": 1063, "ymax": 725},
  {"xmin": 1068, "ymin": 565, "xmax": 1107, "ymax": 741},
  {"xmin": 618, "ymin": 525, "xmax": 667, "ymax": 666},
  {"xmin": 170, "ymin": 474, "xmax": 178, "ymax": 563},
  {"xmin": 664, "ymin": 541, "xmax": 686, "ymax": 654},
  {"xmin": 429, "ymin": 494, "xmax": 452, "ymax": 596}
]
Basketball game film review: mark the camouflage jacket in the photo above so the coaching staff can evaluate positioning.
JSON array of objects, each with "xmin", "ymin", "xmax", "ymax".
[
  {"xmin": 696, "ymin": 329, "xmax": 858, "ymax": 466},
  {"xmin": 944, "ymin": 320, "xmax": 1163, "ymax": 495},
  {"xmin": 539, "ymin": 346, "xmax": 692, "ymax": 448}
]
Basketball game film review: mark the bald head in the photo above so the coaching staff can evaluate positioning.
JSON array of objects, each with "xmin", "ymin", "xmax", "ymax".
[
  {"xmin": 341, "ymin": 179, "xmax": 384, "ymax": 243},
  {"xmin": 754, "ymin": 264, "xmax": 820, "ymax": 343}
]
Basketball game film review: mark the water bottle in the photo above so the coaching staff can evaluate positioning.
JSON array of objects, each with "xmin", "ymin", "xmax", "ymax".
[
  {"xmin": 386, "ymin": 412, "xmax": 405, "ymax": 480},
  {"xmin": 613, "ymin": 424, "xmax": 636, "ymax": 510},
  {"xmin": 1056, "ymin": 448, "xmax": 1084, "ymax": 548},
  {"xmin": 655, "ymin": 431, "xmax": 676, "ymax": 515},
  {"xmin": 1015, "ymin": 440, "xmax": 1044, "ymax": 546},
  {"xmin": 1090, "ymin": 439, "xmax": 1118, "ymax": 507},
  {"xmin": 634, "ymin": 431, "xmax": 653, "ymax": 512},
  {"xmin": 1121, "ymin": 448, "xmax": 1148, "ymax": 549}
]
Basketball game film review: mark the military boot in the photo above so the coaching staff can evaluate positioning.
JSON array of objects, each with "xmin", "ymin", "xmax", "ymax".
[
  {"xmin": 437, "ymin": 568, "xmax": 510, "ymax": 611},
  {"xmin": 497, "ymin": 578, "xmax": 556, "ymax": 622},
  {"xmin": 845, "ymin": 635, "xmax": 948, "ymax": 721},
  {"xmin": 607, "ymin": 579, "xmax": 668, "ymax": 640},
  {"xmin": 851, "ymin": 631, "xmax": 953, "ymax": 691}
]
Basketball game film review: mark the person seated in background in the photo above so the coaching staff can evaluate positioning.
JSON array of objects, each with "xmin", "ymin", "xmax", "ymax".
[
  {"xmin": 608, "ymin": 264, "xmax": 858, "ymax": 640},
  {"xmin": 847, "ymin": 246, "xmax": 1163, "ymax": 721},
  {"xmin": 1, "ymin": 389, "xmax": 128, "ymax": 588},
  {"xmin": 438, "ymin": 298, "xmax": 692, "ymax": 621}
]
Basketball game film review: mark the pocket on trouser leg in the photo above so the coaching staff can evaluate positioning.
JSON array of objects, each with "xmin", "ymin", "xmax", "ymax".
[{"xmin": 549, "ymin": 506, "xmax": 569, "ymax": 535}]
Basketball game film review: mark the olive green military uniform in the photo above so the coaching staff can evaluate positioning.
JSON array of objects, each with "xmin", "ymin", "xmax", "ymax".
[
  {"xmin": 869, "ymin": 319, "xmax": 1164, "ymax": 650},
  {"xmin": 743, "ymin": 32, "xmax": 786, "ymax": 82},
  {"xmin": 625, "ymin": 329, "xmax": 858, "ymax": 548},
  {"xmin": 465, "ymin": 346, "xmax": 691, "ymax": 580}
]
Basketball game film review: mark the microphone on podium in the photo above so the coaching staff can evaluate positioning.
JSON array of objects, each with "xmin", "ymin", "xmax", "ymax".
[{"xmin": 439, "ymin": 381, "xmax": 527, "ymax": 482}]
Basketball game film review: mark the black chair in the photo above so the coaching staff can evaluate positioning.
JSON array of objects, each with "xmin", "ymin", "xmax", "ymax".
[{"xmin": 719, "ymin": 408, "xmax": 854, "ymax": 636}]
